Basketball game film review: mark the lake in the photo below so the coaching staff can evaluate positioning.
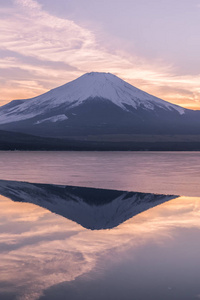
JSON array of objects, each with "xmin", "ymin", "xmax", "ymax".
[
  {"xmin": 0, "ymin": 151, "xmax": 200, "ymax": 300},
  {"xmin": 0, "ymin": 151, "xmax": 200, "ymax": 196}
]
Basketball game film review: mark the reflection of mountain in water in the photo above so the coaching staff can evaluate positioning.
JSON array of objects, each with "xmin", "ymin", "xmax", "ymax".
[{"xmin": 0, "ymin": 180, "xmax": 178, "ymax": 230}]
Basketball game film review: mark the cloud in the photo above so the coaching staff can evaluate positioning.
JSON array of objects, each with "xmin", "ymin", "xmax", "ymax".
[
  {"xmin": 15, "ymin": 0, "xmax": 41, "ymax": 9},
  {"xmin": 0, "ymin": 0, "xmax": 200, "ymax": 109}
]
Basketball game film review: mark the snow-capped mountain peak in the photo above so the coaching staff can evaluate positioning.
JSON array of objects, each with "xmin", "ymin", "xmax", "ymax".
[
  {"xmin": 35, "ymin": 71, "xmax": 185, "ymax": 114},
  {"xmin": 0, "ymin": 72, "xmax": 185, "ymax": 126},
  {"xmin": 49, "ymin": 72, "xmax": 185, "ymax": 113},
  {"xmin": 2, "ymin": 71, "xmax": 198, "ymax": 139}
]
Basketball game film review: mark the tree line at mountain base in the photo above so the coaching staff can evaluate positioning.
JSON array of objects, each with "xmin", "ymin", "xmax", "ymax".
[{"xmin": 1, "ymin": 130, "xmax": 200, "ymax": 151}]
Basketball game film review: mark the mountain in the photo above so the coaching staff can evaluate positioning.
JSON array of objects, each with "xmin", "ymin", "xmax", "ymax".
[
  {"xmin": 0, "ymin": 180, "xmax": 178, "ymax": 230},
  {"xmin": 0, "ymin": 72, "xmax": 200, "ymax": 138}
]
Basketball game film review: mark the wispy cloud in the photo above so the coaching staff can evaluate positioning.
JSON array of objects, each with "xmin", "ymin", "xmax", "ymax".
[{"xmin": 0, "ymin": 0, "xmax": 200, "ymax": 109}]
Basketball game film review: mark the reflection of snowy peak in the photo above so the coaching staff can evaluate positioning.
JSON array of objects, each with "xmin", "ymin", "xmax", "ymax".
[
  {"xmin": 1, "ymin": 72, "xmax": 199, "ymax": 138},
  {"xmin": 0, "ymin": 180, "xmax": 178, "ymax": 230}
]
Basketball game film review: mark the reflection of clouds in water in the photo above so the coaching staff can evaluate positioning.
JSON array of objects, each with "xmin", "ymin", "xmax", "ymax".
[
  {"xmin": 1, "ymin": 244, "xmax": 94, "ymax": 300},
  {"xmin": 1, "ymin": 196, "xmax": 200, "ymax": 299},
  {"xmin": 0, "ymin": 194, "xmax": 96, "ymax": 299}
]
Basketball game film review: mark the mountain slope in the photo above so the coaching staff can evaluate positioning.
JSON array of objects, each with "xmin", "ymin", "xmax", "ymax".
[
  {"xmin": 0, "ymin": 72, "xmax": 185, "ymax": 123},
  {"xmin": 0, "ymin": 72, "xmax": 200, "ymax": 137},
  {"xmin": 0, "ymin": 180, "xmax": 178, "ymax": 230}
]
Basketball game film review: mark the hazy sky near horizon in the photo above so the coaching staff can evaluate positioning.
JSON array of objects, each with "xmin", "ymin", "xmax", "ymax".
[{"xmin": 0, "ymin": 0, "xmax": 200, "ymax": 109}]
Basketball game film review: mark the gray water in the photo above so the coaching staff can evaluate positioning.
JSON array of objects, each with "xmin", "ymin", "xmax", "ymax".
[
  {"xmin": 0, "ymin": 151, "xmax": 200, "ymax": 196},
  {"xmin": 1, "ymin": 151, "xmax": 200, "ymax": 300}
]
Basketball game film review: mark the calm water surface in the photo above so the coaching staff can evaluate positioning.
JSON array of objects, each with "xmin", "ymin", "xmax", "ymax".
[
  {"xmin": 0, "ymin": 151, "xmax": 200, "ymax": 196},
  {"xmin": 0, "ymin": 151, "xmax": 200, "ymax": 300}
]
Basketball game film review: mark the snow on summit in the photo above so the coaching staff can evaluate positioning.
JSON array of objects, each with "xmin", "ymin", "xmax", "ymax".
[
  {"xmin": 39, "ymin": 72, "xmax": 185, "ymax": 113},
  {"xmin": 0, "ymin": 72, "xmax": 185, "ymax": 125}
]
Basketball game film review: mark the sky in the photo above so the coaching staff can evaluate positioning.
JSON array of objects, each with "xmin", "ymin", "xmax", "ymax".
[{"xmin": 0, "ymin": 0, "xmax": 200, "ymax": 109}]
